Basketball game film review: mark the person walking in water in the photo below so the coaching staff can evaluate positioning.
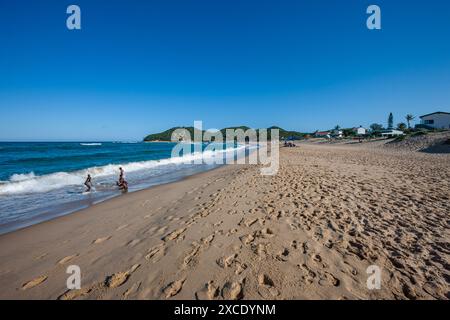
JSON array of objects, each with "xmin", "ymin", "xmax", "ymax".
[
  {"xmin": 119, "ymin": 167, "xmax": 124, "ymax": 183},
  {"xmin": 117, "ymin": 167, "xmax": 128, "ymax": 191},
  {"xmin": 84, "ymin": 174, "xmax": 93, "ymax": 192}
]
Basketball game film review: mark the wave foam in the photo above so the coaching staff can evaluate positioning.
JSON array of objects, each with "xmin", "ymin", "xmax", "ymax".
[{"xmin": 0, "ymin": 145, "xmax": 248, "ymax": 195}]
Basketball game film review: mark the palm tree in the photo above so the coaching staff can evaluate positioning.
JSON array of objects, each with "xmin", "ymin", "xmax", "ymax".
[{"xmin": 405, "ymin": 114, "xmax": 415, "ymax": 129}]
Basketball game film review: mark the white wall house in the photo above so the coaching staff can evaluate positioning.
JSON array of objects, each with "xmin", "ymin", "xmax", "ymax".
[
  {"xmin": 419, "ymin": 112, "xmax": 450, "ymax": 129},
  {"xmin": 353, "ymin": 126, "xmax": 367, "ymax": 135},
  {"xmin": 331, "ymin": 129, "xmax": 343, "ymax": 138}
]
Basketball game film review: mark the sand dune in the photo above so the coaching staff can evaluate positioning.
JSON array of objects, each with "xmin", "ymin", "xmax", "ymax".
[{"xmin": 0, "ymin": 143, "xmax": 448, "ymax": 300}]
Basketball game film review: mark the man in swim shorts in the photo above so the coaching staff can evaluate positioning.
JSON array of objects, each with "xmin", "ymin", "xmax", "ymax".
[{"xmin": 84, "ymin": 174, "xmax": 93, "ymax": 192}]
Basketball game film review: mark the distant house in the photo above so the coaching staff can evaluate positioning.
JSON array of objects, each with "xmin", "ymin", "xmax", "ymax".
[
  {"xmin": 353, "ymin": 126, "xmax": 367, "ymax": 135},
  {"xmin": 380, "ymin": 129, "xmax": 404, "ymax": 137},
  {"xmin": 314, "ymin": 131, "xmax": 331, "ymax": 138},
  {"xmin": 330, "ymin": 129, "xmax": 343, "ymax": 138},
  {"xmin": 419, "ymin": 112, "xmax": 450, "ymax": 130}
]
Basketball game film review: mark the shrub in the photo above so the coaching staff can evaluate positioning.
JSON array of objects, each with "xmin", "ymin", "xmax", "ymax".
[
  {"xmin": 393, "ymin": 135, "xmax": 406, "ymax": 142},
  {"xmin": 411, "ymin": 131, "xmax": 427, "ymax": 137}
]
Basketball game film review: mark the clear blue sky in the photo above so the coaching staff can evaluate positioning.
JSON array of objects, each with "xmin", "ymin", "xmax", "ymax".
[{"xmin": 1, "ymin": 0, "xmax": 449, "ymax": 141}]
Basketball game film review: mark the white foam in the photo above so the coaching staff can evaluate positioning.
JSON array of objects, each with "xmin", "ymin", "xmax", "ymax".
[
  {"xmin": 80, "ymin": 143, "xmax": 102, "ymax": 146},
  {"xmin": 0, "ymin": 144, "xmax": 249, "ymax": 195},
  {"xmin": 10, "ymin": 172, "xmax": 37, "ymax": 182}
]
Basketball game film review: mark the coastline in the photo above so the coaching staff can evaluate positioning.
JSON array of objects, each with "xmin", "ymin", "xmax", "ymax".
[
  {"xmin": 0, "ymin": 143, "xmax": 448, "ymax": 300},
  {"xmin": 0, "ymin": 162, "xmax": 224, "ymax": 236},
  {"xmin": 0, "ymin": 140, "xmax": 253, "ymax": 235},
  {"xmin": 0, "ymin": 162, "xmax": 228, "ymax": 236}
]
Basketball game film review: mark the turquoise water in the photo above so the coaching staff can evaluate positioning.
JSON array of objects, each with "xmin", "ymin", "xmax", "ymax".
[{"xmin": 0, "ymin": 141, "xmax": 248, "ymax": 234}]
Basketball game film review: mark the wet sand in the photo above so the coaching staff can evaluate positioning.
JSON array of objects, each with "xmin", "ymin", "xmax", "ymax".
[{"xmin": 0, "ymin": 143, "xmax": 449, "ymax": 300}]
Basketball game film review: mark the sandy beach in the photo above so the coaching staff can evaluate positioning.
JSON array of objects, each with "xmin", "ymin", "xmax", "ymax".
[{"xmin": 0, "ymin": 141, "xmax": 449, "ymax": 300}]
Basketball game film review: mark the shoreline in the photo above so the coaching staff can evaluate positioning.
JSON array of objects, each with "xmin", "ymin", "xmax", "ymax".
[
  {"xmin": 0, "ymin": 143, "xmax": 448, "ymax": 300},
  {"xmin": 0, "ymin": 142, "xmax": 253, "ymax": 235},
  {"xmin": 0, "ymin": 162, "xmax": 227, "ymax": 236}
]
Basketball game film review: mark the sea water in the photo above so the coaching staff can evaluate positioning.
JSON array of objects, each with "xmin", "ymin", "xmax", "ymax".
[{"xmin": 0, "ymin": 141, "xmax": 250, "ymax": 234}]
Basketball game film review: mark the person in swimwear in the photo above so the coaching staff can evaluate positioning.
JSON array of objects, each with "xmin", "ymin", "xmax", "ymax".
[
  {"xmin": 117, "ymin": 167, "xmax": 128, "ymax": 191},
  {"xmin": 84, "ymin": 174, "xmax": 93, "ymax": 192}
]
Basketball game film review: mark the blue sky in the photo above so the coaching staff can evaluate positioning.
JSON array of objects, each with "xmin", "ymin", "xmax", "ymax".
[{"xmin": 0, "ymin": 0, "xmax": 449, "ymax": 141}]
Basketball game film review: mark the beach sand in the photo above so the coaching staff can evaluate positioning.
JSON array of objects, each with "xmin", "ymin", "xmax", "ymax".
[{"xmin": 0, "ymin": 142, "xmax": 449, "ymax": 300}]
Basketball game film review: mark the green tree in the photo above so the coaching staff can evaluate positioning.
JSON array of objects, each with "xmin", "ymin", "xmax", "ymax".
[
  {"xmin": 388, "ymin": 112, "xmax": 394, "ymax": 129},
  {"xmin": 397, "ymin": 122, "xmax": 407, "ymax": 131},
  {"xmin": 343, "ymin": 128, "xmax": 355, "ymax": 137},
  {"xmin": 405, "ymin": 114, "xmax": 415, "ymax": 129},
  {"xmin": 370, "ymin": 123, "xmax": 384, "ymax": 132}
]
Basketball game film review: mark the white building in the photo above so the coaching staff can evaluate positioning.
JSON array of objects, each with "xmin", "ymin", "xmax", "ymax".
[
  {"xmin": 331, "ymin": 129, "xmax": 343, "ymax": 138},
  {"xmin": 353, "ymin": 126, "xmax": 367, "ymax": 135},
  {"xmin": 419, "ymin": 112, "xmax": 450, "ymax": 130},
  {"xmin": 381, "ymin": 129, "xmax": 404, "ymax": 137}
]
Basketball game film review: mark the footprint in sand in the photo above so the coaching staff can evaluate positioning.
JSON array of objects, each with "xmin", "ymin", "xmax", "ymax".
[
  {"xmin": 93, "ymin": 236, "xmax": 111, "ymax": 244},
  {"xmin": 298, "ymin": 264, "xmax": 316, "ymax": 284},
  {"xmin": 221, "ymin": 281, "xmax": 244, "ymax": 300},
  {"xmin": 34, "ymin": 253, "xmax": 48, "ymax": 260},
  {"xmin": 243, "ymin": 218, "xmax": 258, "ymax": 227},
  {"xmin": 164, "ymin": 278, "xmax": 186, "ymax": 298},
  {"xmin": 145, "ymin": 243, "xmax": 165, "ymax": 262},
  {"xmin": 255, "ymin": 243, "xmax": 268, "ymax": 259},
  {"xmin": 261, "ymin": 228, "xmax": 274, "ymax": 238},
  {"xmin": 183, "ymin": 243, "xmax": 201, "ymax": 267},
  {"xmin": 258, "ymin": 274, "xmax": 279, "ymax": 298},
  {"xmin": 57, "ymin": 254, "xmax": 79, "ymax": 265},
  {"xmin": 58, "ymin": 287, "xmax": 92, "ymax": 300},
  {"xmin": 201, "ymin": 234, "xmax": 215, "ymax": 246},
  {"xmin": 235, "ymin": 262, "xmax": 247, "ymax": 275},
  {"xmin": 195, "ymin": 280, "xmax": 219, "ymax": 300},
  {"xmin": 123, "ymin": 282, "xmax": 142, "ymax": 299},
  {"xmin": 216, "ymin": 253, "xmax": 237, "ymax": 268},
  {"xmin": 213, "ymin": 220, "xmax": 223, "ymax": 227},
  {"xmin": 22, "ymin": 275, "xmax": 48, "ymax": 290},
  {"xmin": 126, "ymin": 239, "xmax": 141, "ymax": 248},
  {"xmin": 104, "ymin": 264, "xmax": 140, "ymax": 289},
  {"xmin": 226, "ymin": 228, "xmax": 238, "ymax": 237},
  {"xmin": 162, "ymin": 228, "xmax": 186, "ymax": 242},
  {"xmin": 291, "ymin": 240, "xmax": 298, "ymax": 249},
  {"xmin": 116, "ymin": 224, "xmax": 129, "ymax": 231},
  {"xmin": 156, "ymin": 226, "xmax": 168, "ymax": 235},
  {"xmin": 206, "ymin": 281, "xmax": 219, "ymax": 299},
  {"xmin": 241, "ymin": 231, "xmax": 258, "ymax": 245},
  {"xmin": 276, "ymin": 248, "xmax": 289, "ymax": 262},
  {"xmin": 323, "ymin": 272, "xmax": 340, "ymax": 287},
  {"xmin": 301, "ymin": 242, "xmax": 309, "ymax": 254}
]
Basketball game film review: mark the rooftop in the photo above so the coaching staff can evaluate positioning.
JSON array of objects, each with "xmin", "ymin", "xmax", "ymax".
[{"xmin": 419, "ymin": 111, "xmax": 450, "ymax": 118}]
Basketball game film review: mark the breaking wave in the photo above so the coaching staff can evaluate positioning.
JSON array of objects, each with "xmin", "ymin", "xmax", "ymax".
[{"xmin": 0, "ymin": 144, "xmax": 247, "ymax": 195}]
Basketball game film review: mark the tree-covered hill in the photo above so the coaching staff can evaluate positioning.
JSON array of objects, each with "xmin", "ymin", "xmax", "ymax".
[{"xmin": 143, "ymin": 126, "xmax": 307, "ymax": 142}]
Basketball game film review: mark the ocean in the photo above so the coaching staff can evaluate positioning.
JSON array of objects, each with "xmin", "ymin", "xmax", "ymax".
[{"xmin": 0, "ymin": 141, "xmax": 249, "ymax": 234}]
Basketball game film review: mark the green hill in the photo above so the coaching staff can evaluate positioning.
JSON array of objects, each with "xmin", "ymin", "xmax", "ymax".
[
  {"xmin": 143, "ymin": 126, "xmax": 306, "ymax": 142},
  {"xmin": 143, "ymin": 127, "xmax": 198, "ymax": 142}
]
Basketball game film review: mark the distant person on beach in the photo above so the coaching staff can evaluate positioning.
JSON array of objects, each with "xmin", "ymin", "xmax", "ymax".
[
  {"xmin": 84, "ymin": 174, "xmax": 93, "ymax": 192},
  {"xmin": 119, "ymin": 167, "xmax": 124, "ymax": 181},
  {"xmin": 117, "ymin": 167, "xmax": 128, "ymax": 191}
]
